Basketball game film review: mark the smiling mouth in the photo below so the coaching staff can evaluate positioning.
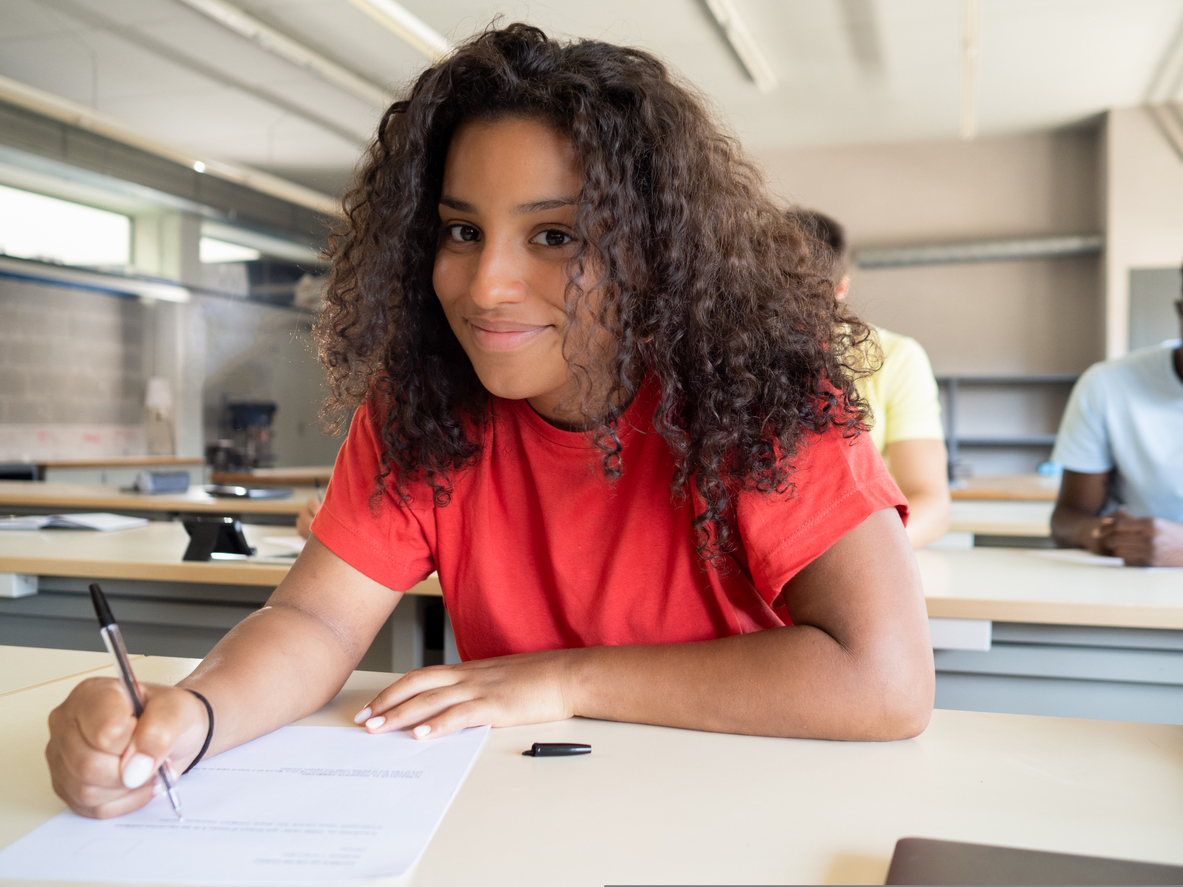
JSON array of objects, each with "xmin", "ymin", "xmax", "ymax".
[{"xmin": 466, "ymin": 320, "xmax": 551, "ymax": 351}]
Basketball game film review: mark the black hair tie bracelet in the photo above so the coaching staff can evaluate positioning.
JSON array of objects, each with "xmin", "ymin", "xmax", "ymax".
[{"xmin": 182, "ymin": 689, "xmax": 214, "ymax": 775}]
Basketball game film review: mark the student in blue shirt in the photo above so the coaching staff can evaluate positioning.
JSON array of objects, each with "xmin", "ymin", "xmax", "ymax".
[{"xmin": 1050, "ymin": 296, "xmax": 1183, "ymax": 567}]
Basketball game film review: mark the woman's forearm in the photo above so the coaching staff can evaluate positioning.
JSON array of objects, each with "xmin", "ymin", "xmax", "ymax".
[
  {"xmin": 175, "ymin": 538, "xmax": 405, "ymax": 765},
  {"xmin": 565, "ymin": 622, "xmax": 933, "ymax": 741},
  {"xmin": 176, "ymin": 603, "xmax": 364, "ymax": 762}
]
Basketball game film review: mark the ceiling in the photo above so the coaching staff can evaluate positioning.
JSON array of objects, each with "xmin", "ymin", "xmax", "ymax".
[{"xmin": 0, "ymin": 0, "xmax": 1180, "ymax": 200}]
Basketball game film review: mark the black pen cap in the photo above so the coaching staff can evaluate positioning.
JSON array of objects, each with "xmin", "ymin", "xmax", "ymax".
[{"xmin": 89, "ymin": 583, "xmax": 116, "ymax": 628}]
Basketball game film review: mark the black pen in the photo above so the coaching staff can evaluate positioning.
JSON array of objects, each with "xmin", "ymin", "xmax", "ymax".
[
  {"xmin": 522, "ymin": 743, "xmax": 591, "ymax": 757},
  {"xmin": 89, "ymin": 583, "xmax": 183, "ymax": 820}
]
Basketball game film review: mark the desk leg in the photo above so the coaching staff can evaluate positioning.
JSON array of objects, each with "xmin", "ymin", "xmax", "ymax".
[
  {"xmin": 389, "ymin": 597, "xmax": 426, "ymax": 674},
  {"xmin": 443, "ymin": 610, "xmax": 459, "ymax": 665}
]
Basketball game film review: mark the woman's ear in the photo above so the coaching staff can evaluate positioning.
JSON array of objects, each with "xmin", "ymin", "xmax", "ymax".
[{"xmin": 835, "ymin": 275, "xmax": 851, "ymax": 302}]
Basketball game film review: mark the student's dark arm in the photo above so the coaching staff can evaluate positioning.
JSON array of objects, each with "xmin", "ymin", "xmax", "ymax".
[
  {"xmin": 361, "ymin": 507, "xmax": 934, "ymax": 742},
  {"xmin": 1050, "ymin": 469, "xmax": 1111, "ymax": 553},
  {"xmin": 1105, "ymin": 512, "xmax": 1183, "ymax": 567}
]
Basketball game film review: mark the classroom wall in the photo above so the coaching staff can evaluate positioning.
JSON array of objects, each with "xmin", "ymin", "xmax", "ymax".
[
  {"xmin": 0, "ymin": 279, "xmax": 147, "ymax": 459},
  {"xmin": 0, "ymin": 277, "xmax": 342, "ymax": 466},
  {"xmin": 1105, "ymin": 106, "xmax": 1183, "ymax": 358},
  {"xmin": 755, "ymin": 124, "xmax": 1106, "ymax": 375},
  {"xmin": 200, "ymin": 294, "xmax": 340, "ymax": 467},
  {"xmin": 754, "ymin": 125, "xmax": 1107, "ymax": 475}
]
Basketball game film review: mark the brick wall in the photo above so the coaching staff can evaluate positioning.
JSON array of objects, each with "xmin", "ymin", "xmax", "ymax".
[{"xmin": 0, "ymin": 276, "xmax": 341, "ymax": 465}]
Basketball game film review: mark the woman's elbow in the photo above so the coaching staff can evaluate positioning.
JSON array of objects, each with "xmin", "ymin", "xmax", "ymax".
[{"xmin": 865, "ymin": 644, "xmax": 935, "ymax": 740}]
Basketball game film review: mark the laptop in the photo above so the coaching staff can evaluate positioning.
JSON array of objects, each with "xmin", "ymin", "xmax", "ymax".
[{"xmin": 885, "ymin": 837, "xmax": 1183, "ymax": 885}]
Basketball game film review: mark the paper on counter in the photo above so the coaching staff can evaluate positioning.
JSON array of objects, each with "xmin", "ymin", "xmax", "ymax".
[
  {"xmin": 0, "ymin": 513, "xmax": 149, "ymax": 531},
  {"xmin": 263, "ymin": 535, "xmax": 307, "ymax": 553},
  {"xmin": 0, "ymin": 724, "xmax": 489, "ymax": 884},
  {"xmin": 1030, "ymin": 549, "xmax": 1182, "ymax": 571}
]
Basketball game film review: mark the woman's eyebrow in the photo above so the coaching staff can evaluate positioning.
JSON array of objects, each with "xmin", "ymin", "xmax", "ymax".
[
  {"xmin": 439, "ymin": 196, "xmax": 476, "ymax": 212},
  {"xmin": 438, "ymin": 195, "xmax": 578, "ymax": 214},
  {"xmin": 514, "ymin": 197, "xmax": 578, "ymax": 215}
]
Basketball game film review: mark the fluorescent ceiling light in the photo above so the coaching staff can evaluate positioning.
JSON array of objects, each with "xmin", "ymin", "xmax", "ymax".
[
  {"xmin": 704, "ymin": 0, "xmax": 778, "ymax": 93},
  {"xmin": 201, "ymin": 221, "xmax": 325, "ymax": 266},
  {"xmin": 0, "ymin": 183, "xmax": 130, "ymax": 267},
  {"xmin": 200, "ymin": 237, "xmax": 262, "ymax": 263},
  {"xmin": 0, "ymin": 255, "xmax": 189, "ymax": 302},
  {"xmin": 346, "ymin": 0, "xmax": 451, "ymax": 61},
  {"xmin": 175, "ymin": 0, "xmax": 392, "ymax": 107}
]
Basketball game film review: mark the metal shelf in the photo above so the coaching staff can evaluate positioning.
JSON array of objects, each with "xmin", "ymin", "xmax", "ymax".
[
  {"xmin": 855, "ymin": 234, "xmax": 1104, "ymax": 269},
  {"xmin": 937, "ymin": 375, "xmax": 1079, "ymax": 475},
  {"xmin": 956, "ymin": 435, "xmax": 1058, "ymax": 447}
]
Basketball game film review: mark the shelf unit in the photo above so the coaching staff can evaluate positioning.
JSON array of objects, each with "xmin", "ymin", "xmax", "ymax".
[{"xmin": 936, "ymin": 374, "xmax": 1079, "ymax": 477}]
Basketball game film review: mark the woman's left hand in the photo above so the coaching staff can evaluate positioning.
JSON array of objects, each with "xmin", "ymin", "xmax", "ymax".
[{"xmin": 353, "ymin": 650, "xmax": 578, "ymax": 739}]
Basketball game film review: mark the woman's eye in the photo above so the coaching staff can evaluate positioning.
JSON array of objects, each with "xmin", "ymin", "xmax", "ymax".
[
  {"xmin": 531, "ymin": 229, "xmax": 572, "ymax": 247},
  {"xmin": 446, "ymin": 224, "xmax": 479, "ymax": 243}
]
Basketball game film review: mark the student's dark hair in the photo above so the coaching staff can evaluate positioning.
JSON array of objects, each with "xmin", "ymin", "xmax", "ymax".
[
  {"xmin": 316, "ymin": 23, "xmax": 874, "ymax": 560},
  {"xmin": 785, "ymin": 208, "xmax": 848, "ymax": 281}
]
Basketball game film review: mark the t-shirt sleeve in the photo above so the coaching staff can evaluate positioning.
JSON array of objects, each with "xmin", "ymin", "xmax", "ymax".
[
  {"xmin": 1050, "ymin": 366, "xmax": 1113, "ymax": 473},
  {"xmin": 309, "ymin": 402, "xmax": 438, "ymax": 591},
  {"xmin": 737, "ymin": 428, "xmax": 909, "ymax": 606},
  {"xmin": 880, "ymin": 335, "xmax": 944, "ymax": 445}
]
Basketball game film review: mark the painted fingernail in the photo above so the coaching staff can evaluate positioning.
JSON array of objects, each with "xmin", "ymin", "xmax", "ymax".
[
  {"xmin": 122, "ymin": 753, "xmax": 155, "ymax": 789},
  {"xmin": 413, "ymin": 724, "xmax": 431, "ymax": 739},
  {"xmin": 152, "ymin": 781, "xmax": 165, "ymax": 797},
  {"xmin": 354, "ymin": 707, "xmax": 372, "ymax": 724},
  {"xmin": 365, "ymin": 715, "xmax": 385, "ymax": 730}
]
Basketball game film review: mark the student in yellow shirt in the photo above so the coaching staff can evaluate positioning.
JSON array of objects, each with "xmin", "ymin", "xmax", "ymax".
[{"xmin": 789, "ymin": 210, "xmax": 951, "ymax": 549}]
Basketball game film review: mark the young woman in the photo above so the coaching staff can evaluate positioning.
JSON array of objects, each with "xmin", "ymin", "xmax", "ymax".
[{"xmin": 47, "ymin": 24, "xmax": 933, "ymax": 820}]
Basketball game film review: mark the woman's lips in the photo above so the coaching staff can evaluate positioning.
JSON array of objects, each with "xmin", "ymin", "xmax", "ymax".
[{"xmin": 467, "ymin": 321, "xmax": 550, "ymax": 351}]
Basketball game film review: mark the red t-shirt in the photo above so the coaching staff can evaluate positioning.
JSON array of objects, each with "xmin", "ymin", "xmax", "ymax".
[{"xmin": 311, "ymin": 380, "xmax": 907, "ymax": 661}]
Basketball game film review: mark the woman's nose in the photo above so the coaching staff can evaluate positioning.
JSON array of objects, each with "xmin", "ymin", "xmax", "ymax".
[{"xmin": 470, "ymin": 240, "xmax": 526, "ymax": 309}]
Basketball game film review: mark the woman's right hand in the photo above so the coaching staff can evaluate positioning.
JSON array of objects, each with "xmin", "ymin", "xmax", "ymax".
[{"xmin": 46, "ymin": 678, "xmax": 209, "ymax": 819}]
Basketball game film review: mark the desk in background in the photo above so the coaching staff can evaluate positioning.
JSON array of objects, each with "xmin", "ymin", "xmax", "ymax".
[
  {"xmin": 951, "ymin": 473, "xmax": 1060, "ymax": 502},
  {"xmin": 921, "ymin": 547, "xmax": 1183, "ymax": 725},
  {"xmin": 3, "ymin": 520, "xmax": 1179, "ymax": 724},
  {"xmin": 1, "ymin": 648, "xmax": 1180, "ymax": 886},
  {"xmin": 4, "ymin": 456, "xmax": 206, "ymax": 487},
  {"xmin": 947, "ymin": 499, "xmax": 1053, "ymax": 543},
  {"xmin": 0, "ymin": 480, "xmax": 313, "ymax": 526},
  {"xmin": 209, "ymin": 465, "xmax": 333, "ymax": 487},
  {"xmin": 0, "ymin": 523, "xmax": 444, "ymax": 673}
]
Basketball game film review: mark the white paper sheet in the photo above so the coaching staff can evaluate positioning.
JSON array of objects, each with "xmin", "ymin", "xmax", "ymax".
[
  {"xmin": 0, "ymin": 725, "xmax": 489, "ymax": 884},
  {"xmin": 1030, "ymin": 549, "xmax": 1183, "ymax": 571},
  {"xmin": 263, "ymin": 535, "xmax": 307, "ymax": 553},
  {"xmin": 0, "ymin": 513, "xmax": 149, "ymax": 531}
]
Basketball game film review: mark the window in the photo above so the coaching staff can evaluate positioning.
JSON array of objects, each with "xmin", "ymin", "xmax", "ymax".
[{"xmin": 0, "ymin": 183, "xmax": 131, "ymax": 268}]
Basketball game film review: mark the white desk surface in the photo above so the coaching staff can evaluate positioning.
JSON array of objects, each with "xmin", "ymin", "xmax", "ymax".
[
  {"xmin": 948, "ymin": 500, "xmax": 1053, "ymax": 537},
  {"xmin": 0, "ymin": 522, "xmax": 304, "ymax": 587},
  {"xmin": 0, "ymin": 522, "xmax": 443, "ymax": 596},
  {"xmin": 918, "ymin": 547, "xmax": 1183, "ymax": 628},
  {"xmin": 1, "ymin": 527, "xmax": 1174, "ymax": 623},
  {"xmin": 1, "ymin": 652, "xmax": 1181, "ymax": 886},
  {"xmin": 0, "ymin": 481, "xmax": 314, "ymax": 516},
  {"xmin": 0, "ymin": 646, "xmax": 132, "ymax": 697}
]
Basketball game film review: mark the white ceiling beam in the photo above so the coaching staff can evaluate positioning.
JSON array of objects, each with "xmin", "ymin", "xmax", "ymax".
[
  {"xmin": 704, "ymin": 0, "xmax": 778, "ymax": 94},
  {"xmin": 0, "ymin": 73, "xmax": 341, "ymax": 218},
  {"xmin": 173, "ymin": 0, "xmax": 392, "ymax": 108},
  {"xmin": 345, "ymin": 0, "xmax": 451, "ymax": 62},
  {"xmin": 959, "ymin": 0, "xmax": 978, "ymax": 140}
]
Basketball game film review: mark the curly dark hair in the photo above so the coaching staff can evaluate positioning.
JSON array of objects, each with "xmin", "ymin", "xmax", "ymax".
[{"xmin": 316, "ymin": 23, "xmax": 875, "ymax": 560}]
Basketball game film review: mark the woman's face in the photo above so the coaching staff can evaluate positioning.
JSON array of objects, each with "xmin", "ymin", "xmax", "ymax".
[{"xmin": 433, "ymin": 116, "xmax": 606, "ymax": 426}]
